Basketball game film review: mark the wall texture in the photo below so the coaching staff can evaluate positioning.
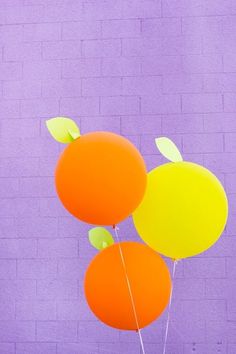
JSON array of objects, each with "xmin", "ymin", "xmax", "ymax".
[{"xmin": 0, "ymin": 0, "xmax": 236, "ymax": 353}]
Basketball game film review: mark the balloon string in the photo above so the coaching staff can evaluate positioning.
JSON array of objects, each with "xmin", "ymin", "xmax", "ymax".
[
  {"xmin": 113, "ymin": 226, "xmax": 146, "ymax": 354},
  {"xmin": 163, "ymin": 260, "xmax": 178, "ymax": 354}
]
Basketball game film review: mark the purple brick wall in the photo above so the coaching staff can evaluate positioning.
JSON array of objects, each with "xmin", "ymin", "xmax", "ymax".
[{"xmin": 0, "ymin": 1, "xmax": 235, "ymax": 353}]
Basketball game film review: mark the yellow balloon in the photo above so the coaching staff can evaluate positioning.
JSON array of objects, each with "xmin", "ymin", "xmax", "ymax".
[{"xmin": 133, "ymin": 162, "xmax": 228, "ymax": 259}]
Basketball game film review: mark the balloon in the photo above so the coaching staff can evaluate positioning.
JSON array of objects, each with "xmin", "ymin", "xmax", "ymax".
[
  {"xmin": 55, "ymin": 130, "xmax": 147, "ymax": 226},
  {"xmin": 84, "ymin": 242, "xmax": 171, "ymax": 330},
  {"xmin": 133, "ymin": 161, "xmax": 228, "ymax": 259}
]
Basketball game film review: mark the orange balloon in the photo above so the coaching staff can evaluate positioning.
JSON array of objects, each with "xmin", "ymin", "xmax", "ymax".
[
  {"xmin": 84, "ymin": 242, "xmax": 171, "ymax": 330},
  {"xmin": 55, "ymin": 132, "xmax": 147, "ymax": 225}
]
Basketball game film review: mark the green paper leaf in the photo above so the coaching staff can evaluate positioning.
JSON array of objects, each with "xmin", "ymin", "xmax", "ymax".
[
  {"xmin": 46, "ymin": 117, "xmax": 80, "ymax": 144},
  {"xmin": 155, "ymin": 137, "xmax": 183, "ymax": 162},
  {"xmin": 88, "ymin": 227, "xmax": 114, "ymax": 250}
]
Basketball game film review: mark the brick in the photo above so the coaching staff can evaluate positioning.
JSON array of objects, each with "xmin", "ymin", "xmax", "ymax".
[
  {"xmin": 0, "ymin": 99, "xmax": 20, "ymax": 118},
  {"xmin": 122, "ymin": 38, "xmax": 162, "ymax": 57},
  {"xmin": 82, "ymin": 77, "xmax": 122, "ymax": 96},
  {"xmin": 102, "ymin": 19, "xmax": 141, "ymax": 38},
  {"xmin": 23, "ymin": 23, "xmax": 61, "ymax": 41},
  {"xmin": 38, "ymin": 238, "xmax": 78, "ymax": 258},
  {"xmin": 43, "ymin": 3, "xmax": 83, "ymax": 22},
  {"xmin": 203, "ymin": 33, "xmax": 236, "ymax": 54},
  {"xmin": 82, "ymin": 39, "xmax": 121, "ymax": 57},
  {"xmin": 0, "ymin": 62, "xmax": 22, "ymax": 80},
  {"xmin": 174, "ymin": 278, "xmax": 205, "ymax": 299},
  {"xmin": 205, "ymin": 153, "xmax": 236, "ymax": 173},
  {"xmin": 39, "ymin": 197, "xmax": 69, "ymax": 217},
  {"xmin": 225, "ymin": 133, "xmax": 236, "ymax": 151},
  {"xmin": 163, "ymin": 74, "xmax": 202, "ymax": 93},
  {"xmin": 182, "ymin": 93, "xmax": 223, "ymax": 113},
  {"xmin": 0, "ymin": 260, "xmax": 16, "ymax": 279},
  {"xmin": 0, "ymin": 239, "xmax": 37, "ymax": 259},
  {"xmin": 62, "ymin": 21, "xmax": 101, "ymax": 40},
  {"xmin": 162, "ymin": 35, "xmax": 202, "ymax": 56},
  {"xmin": 18, "ymin": 217, "xmax": 58, "ymax": 238},
  {"xmin": 0, "ymin": 280, "xmax": 36, "ymax": 299},
  {"xmin": 60, "ymin": 97, "xmax": 99, "ymax": 116},
  {"xmin": 62, "ymin": 58, "xmax": 101, "ymax": 78},
  {"xmin": 121, "ymin": 115, "xmax": 162, "ymax": 135},
  {"xmin": 142, "ymin": 18, "xmax": 181, "ymax": 37},
  {"xmin": 183, "ymin": 133, "xmax": 224, "ymax": 153},
  {"xmin": 162, "ymin": 0, "xmax": 203, "ymax": 17},
  {"xmin": 141, "ymin": 95, "xmax": 181, "ymax": 114},
  {"xmin": 37, "ymin": 279, "xmax": 78, "ymax": 300},
  {"xmin": 0, "ymin": 177, "xmax": 19, "ymax": 198},
  {"xmin": 173, "ymin": 299, "xmax": 226, "ymax": 321},
  {"xmin": 203, "ymin": 73, "xmax": 236, "ymax": 92},
  {"xmin": 3, "ymin": 80, "xmax": 41, "ymax": 99},
  {"xmin": 81, "ymin": 116, "xmax": 121, "ymax": 134},
  {"xmin": 83, "ymin": 1, "xmax": 123, "ymax": 20},
  {"xmin": 78, "ymin": 321, "xmax": 119, "ymax": 343},
  {"xmin": 100, "ymin": 96, "xmax": 139, "ymax": 115},
  {"xmin": 183, "ymin": 55, "xmax": 223, "ymax": 73},
  {"xmin": 229, "ymin": 344, "xmax": 236, "ymax": 354},
  {"xmin": 142, "ymin": 56, "xmax": 182, "ymax": 76},
  {"xmin": 1, "ymin": 119, "xmax": 40, "ymax": 138},
  {"xmin": 0, "ymin": 300, "xmax": 15, "ymax": 319},
  {"xmin": 23, "ymin": 61, "xmax": 61, "ymax": 80},
  {"xmin": 4, "ymin": 42, "xmax": 41, "ymax": 61},
  {"xmin": 5, "ymin": 5, "xmax": 44, "ymax": 24},
  {"xmin": 19, "ymin": 177, "xmax": 54, "ymax": 198},
  {"xmin": 57, "ymin": 299, "xmax": 93, "ymax": 320},
  {"xmin": 36, "ymin": 321, "xmax": 77, "ymax": 342},
  {"xmin": 58, "ymin": 258, "xmax": 90, "ymax": 280},
  {"xmin": 16, "ymin": 300, "xmax": 56, "ymax": 320},
  {"xmin": 16, "ymin": 343, "xmax": 57, "ymax": 354},
  {"xmin": 20, "ymin": 137, "xmax": 59, "ymax": 158},
  {"xmin": 57, "ymin": 342, "xmax": 99, "ymax": 354},
  {"xmin": 206, "ymin": 320, "xmax": 236, "ymax": 343},
  {"xmin": 225, "ymin": 173, "xmax": 236, "ymax": 193},
  {"xmin": 0, "ymin": 343, "xmax": 15, "ymax": 354},
  {"xmin": 184, "ymin": 343, "xmax": 227, "ymax": 354},
  {"xmin": 184, "ymin": 257, "xmax": 226, "ymax": 278},
  {"xmin": 123, "ymin": 0, "xmax": 161, "ymax": 18},
  {"xmin": 0, "ymin": 320, "xmax": 35, "ymax": 341},
  {"xmin": 43, "ymin": 41, "xmax": 81, "ymax": 60},
  {"xmin": 222, "ymin": 16, "xmax": 236, "ymax": 34},
  {"xmin": 162, "ymin": 114, "xmax": 204, "ymax": 134},
  {"xmin": 224, "ymin": 93, "xmax": 236, "ymax": 112},
  {"xmin": 21, "ymin": 98, "xmax": 59, "ymax": 118},
  {"xmin": 0, "ymin": 24, "xmax": 23, "ymax": 43},
  {"xmin": 182, "ymin": 16, "xmax": 222, "ymax": 36},
  {"xmin": 0, "ymin": 157, "xmax": 39, "ymax": 177},
  {"xmin": 42, "ymin": 79, "xmax": 81, "ymax": 98},
  {"xmin": 122, "ymin": 76, "xmax": 162, "ymax": 96},
  {"xmin": 0, "ymin": 218, "xmax": 17, "ymax": 238},
  {"xmin": 39, "ymin": 156, "xmax": 58, "ymax": 177},
  {"xmin": 204, "ymin": 113, "xmax": 236, "ymax": 132},
  {"xmin": 17, "ymin": 259, "xmax": 57, "ymax": 279},
  {"xmin": 102, "ymin": 57, "xmax": 141, "ymax": 76}
]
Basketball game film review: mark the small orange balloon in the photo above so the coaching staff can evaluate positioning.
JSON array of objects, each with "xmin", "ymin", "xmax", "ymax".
[
  {"xmin": 84, "ymin": 242, "xmax": 171, "ymax": 330},
  {"xmin": 55, "ymin": 132, "xmax": 147, "ymax": 226}
]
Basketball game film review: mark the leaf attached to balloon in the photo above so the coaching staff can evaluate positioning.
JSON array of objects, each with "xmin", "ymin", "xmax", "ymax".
[
  {"xmin": 155, "ymin": 137, "xmax": 183, "ymax": 162},
  {"xmin": 46, "ymin": 117, "xmax": 80, "ymax": 144},
  {"xmin": 88, "ymin": 227, "xmax": 114, "ymax": 250}
]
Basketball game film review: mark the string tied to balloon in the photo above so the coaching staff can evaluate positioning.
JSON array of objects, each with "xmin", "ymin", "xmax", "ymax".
[
  {"xmin": 113, "ymin": 225, "xmax": 146, "ymax": 354},
  {"xmin": 163, "ymin": 259, "xmax": 179, "ymax": 354}
]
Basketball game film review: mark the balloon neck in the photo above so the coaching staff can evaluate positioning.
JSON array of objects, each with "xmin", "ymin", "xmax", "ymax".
[{"xmin": 112, "ymin": 224, "xmax": 116, "ymax": 229}]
